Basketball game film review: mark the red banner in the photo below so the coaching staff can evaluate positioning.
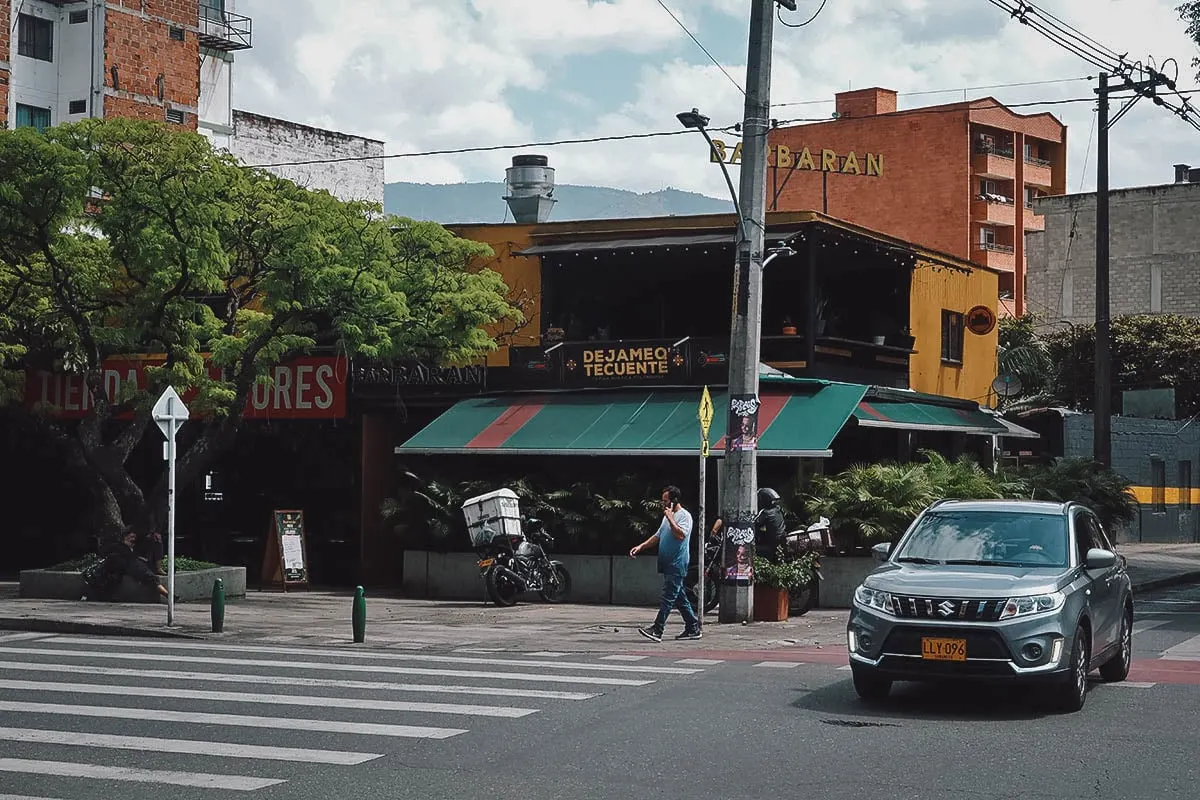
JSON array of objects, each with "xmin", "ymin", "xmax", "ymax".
[{"xmin": 24, "ymin": 355, "xmax": 347, "ymax": 420}]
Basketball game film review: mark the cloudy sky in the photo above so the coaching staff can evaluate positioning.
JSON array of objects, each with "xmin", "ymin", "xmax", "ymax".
[{"xmin": 233, "ymin": 0, "xmax": 1199, "ymax": 202}]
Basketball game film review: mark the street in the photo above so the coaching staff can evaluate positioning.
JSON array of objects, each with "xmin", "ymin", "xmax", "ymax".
[{"xmin": 0, "ymin": 582, "xmax": 1199, "ymax": 800}]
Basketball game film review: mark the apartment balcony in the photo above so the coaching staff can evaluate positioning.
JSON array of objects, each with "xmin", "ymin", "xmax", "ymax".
[
  {"xmin": 199, "ymin": 5, "xmax": 253, "ymax": 51},
  {"xmin": 975, "ymin": 242, "xmax": 1016, "ymax": 273},
  {"xmin": 972, "ymin": 150, "xmax": 1016, "ymax": 181},
  {"xmin": 972, "ymin": 196, "xmax": 1017, "ymax": 227},
  {"xmin": 1023, "ymin": 205, "xmax": 1045, "ymax": 232},
  {"xmin": 1023, "ymin": 156, "xmax": 1054, "ymax": 189}
]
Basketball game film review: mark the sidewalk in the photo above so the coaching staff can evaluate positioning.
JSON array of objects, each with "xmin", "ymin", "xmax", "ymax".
[{"xmin": 2, "ymin": 543, "xmax": 1198, "ymax": 651}]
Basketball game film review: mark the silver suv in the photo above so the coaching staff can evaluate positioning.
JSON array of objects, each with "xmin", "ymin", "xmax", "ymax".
[{"xmin": 846, "ymin": 499, "xmax": 1133, "ymax": 713}]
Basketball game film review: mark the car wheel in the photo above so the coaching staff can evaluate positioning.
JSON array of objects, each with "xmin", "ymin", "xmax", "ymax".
[
  {"xmin": 1099, "ymin": 607, "xmax": 1132, "ymax": 683},
  {"xmin": 851, "ymin": 663, "xmax": 892, "ymax": 702},
  {"xmin": 1050, "ymin": 624, "xmax": 1090, "ymax": 713}
]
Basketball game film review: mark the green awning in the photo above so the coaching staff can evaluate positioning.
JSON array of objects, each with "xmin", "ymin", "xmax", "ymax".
[
  {"xmin": 396, "ymin": 382, "xmax": 868, "ymax": 458},
  {"xmin": 853, "ymin": 398, "xmax": 1011, "ymax": 435}
]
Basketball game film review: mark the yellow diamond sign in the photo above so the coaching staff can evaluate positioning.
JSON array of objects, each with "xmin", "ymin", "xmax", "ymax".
[{"xmin": 699, "ymin": 386, "xmax": 714, "ymax": 456}]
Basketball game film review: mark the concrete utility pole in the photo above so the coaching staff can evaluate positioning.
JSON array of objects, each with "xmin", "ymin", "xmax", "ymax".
[
  {"xmin": 1094, "ymin": 72, "xmax": 1111, "ymax": 468},
  {"xmin": 719, "ymin": 0, "xmax": 778, "ymax": 624}
]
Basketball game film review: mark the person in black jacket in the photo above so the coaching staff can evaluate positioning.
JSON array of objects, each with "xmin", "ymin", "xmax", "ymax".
[
  {"xmin": 82, "ymin": 528, "xmax": 168, "ymax": 600},
  {"xmin": 755, "ymin": 487, "xmax": 788, "ymax": 563}
]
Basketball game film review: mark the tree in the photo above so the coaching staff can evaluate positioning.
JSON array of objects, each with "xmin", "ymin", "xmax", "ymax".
[
  {"xmin": 1180, "ymin": 2, "xmax": 1200, "ymax": 80},
  {"xmin": 0, "ymin": 118, "xmax": 522, "ymax": 540},
  {"xmin": 996, "ymin": 313, "xmax": 1053, "ymax": 408}
]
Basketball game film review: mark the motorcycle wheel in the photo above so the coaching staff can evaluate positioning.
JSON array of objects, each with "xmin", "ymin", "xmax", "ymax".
[
  {"xmin": 684, "ymin": 570, "xmax": 720, "ymax": 614},
  {"xmin": 538, "ymin": 563, "xmax": 571, "ymax": 603},
  {"xmin": 485, "ymin": 567, "xmax": 521, "ymax": 607},
  {"xmin": 788, "ymin": 577, "xmax": 818, "ymax": 617}
]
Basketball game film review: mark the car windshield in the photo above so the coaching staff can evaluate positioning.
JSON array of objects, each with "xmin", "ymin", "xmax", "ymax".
[{"xmin": 894, "ymin": 510, "xmax": 1069, "ymax": 568}]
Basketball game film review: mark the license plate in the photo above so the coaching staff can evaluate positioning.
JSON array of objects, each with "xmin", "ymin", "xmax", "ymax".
[
  {"xmin": 921, "ymin": 637, "xmax": 967, "ymax": 661},
  {"xmin": 477, "ymin": 558, "xmax": 494, "ymax": 568}
]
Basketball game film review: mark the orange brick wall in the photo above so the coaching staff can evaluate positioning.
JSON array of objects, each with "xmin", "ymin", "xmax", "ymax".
[
  {"xmin": 0, "ymin": 0, "xmax": 10, "ymax": 129},
  {"xmin": 103, "ymin": 0, "xmax": 199, "ymax": 129},
  {"xmin": 767, "ymin": 109, "xmax": 975, "ymax": 260}
]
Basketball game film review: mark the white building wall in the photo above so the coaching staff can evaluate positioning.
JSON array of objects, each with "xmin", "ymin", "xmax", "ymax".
[
  {"xmin": 227, "ymin": 110, "xmax": 385, "ymax": 206},
  {"xmin": 9, "ymin": 0, "xmax": 103, "ymax": 127}
]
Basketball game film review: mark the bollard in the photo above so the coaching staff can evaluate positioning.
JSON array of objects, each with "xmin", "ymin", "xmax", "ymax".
[
  {"xmin": 211, "ymin": 578, "xmax": 225, "ymax": 633},
  {"xmin": 352, "ymin": 585, "xmax": 366, "ymax": 643}
]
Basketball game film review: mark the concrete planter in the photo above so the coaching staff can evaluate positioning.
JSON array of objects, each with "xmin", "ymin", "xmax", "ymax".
[
  {"xmin": 19, "ymin": 566, "xmax": 247, "ymax": 603},
  {"xmin": 817, "ymin": 555, "xmax": 878, "ymax": 608}
]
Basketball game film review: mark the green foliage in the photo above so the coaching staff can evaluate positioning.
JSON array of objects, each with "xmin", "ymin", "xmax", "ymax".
[
  {"xmin": 49, "ymin": 553, "xmax": 219, "ymax": 572},
  {"xmin": 997, "ymin": 313, "xmax": 1052, "ymax": 408},
  {"xmin": 800, "ymin": 452, "xmax": 1138, "ymax": 543},
  {"xmin": 752, "ymin": 547, "xmax": 818, "ymax": 590},
  {"xmin": 1181, "ymin": 2, "xmax": 1200, "ymax": 80},
  {"xmin": 0, "ymin": 118, "xmax": 521, "ymax": 534}
]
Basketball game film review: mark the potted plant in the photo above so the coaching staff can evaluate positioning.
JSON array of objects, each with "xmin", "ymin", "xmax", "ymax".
[
  {"xmin": 781, "ymin": 316, "xmax": 798, "ymax": 336},
  {"xmin": 752, "ymin": 547, "xmax": 817, "ymax": 622}
]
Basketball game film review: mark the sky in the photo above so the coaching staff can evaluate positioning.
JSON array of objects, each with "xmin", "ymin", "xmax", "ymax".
[{"xmin": 232, "ymin": 0, "xmax": 1200, "ymax": 202}]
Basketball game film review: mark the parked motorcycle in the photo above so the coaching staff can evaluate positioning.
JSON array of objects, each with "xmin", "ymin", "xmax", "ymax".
[
  {"xmin": 475, "ymin": 516, "xmax": 572, "ymax": 607},
  {"xmin": 684, "ymin": 533, "xmax": 722, "ymax": 614}
]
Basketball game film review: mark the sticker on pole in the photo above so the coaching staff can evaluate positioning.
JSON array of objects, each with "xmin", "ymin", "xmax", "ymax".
[
  {"xmin": 699, "ymin": 386, "xmax": 714, "ymax": 457},
  {"xmin": 152, "ymin": 386, "xmax": 189, "ymax": 440}
]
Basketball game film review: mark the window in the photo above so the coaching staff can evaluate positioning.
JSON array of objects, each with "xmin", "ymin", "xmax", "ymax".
[
  {"xmin": 1181, "ymin": 461, "xmax": 1192, "ymax": 511},
  {"xmin": 169, "ymin": 26, "xmax": 185, "ymax": 41},
  {"xmin": 17, "ymin": 14, "xmax": 53, "ymax": 62},
  {"xmin": 940, "ymin": 310, "xmax": 964, "ymax": 364},
  {"xmin": 981, "ymin": 179, "xmax": 997, "ymax": 196},
  {"xmin": 15, "ymin": 104, "xmax": 52, "ymax": 132},
  {"xmin": 1073, "ymin": 510, "xmax": 1097, "ymax": 565},
  {"xmin": 1151, "ymin": 458, "xmax": 1166, "ymax": 513},
  {"xmin": 200, "ymin": 0, "xmax": 225, "ymax": 19},
  {"xmin": 895, "ymin": 510, "xmax": 1069, "ymax": 568},
  {"xmin": 165, "ymin": 108, "xmax": 186, "ymax": 125},
  {"xmin": 980, "ymin": 226, "xmax": 996, "ymax": 246},
  {"xmin": 68, "ymin": 9, "xmax": 89, "ymax": 24},
  {"xmin": 68, "ymin": 99, "xmax": 86, "ymax": 115}
]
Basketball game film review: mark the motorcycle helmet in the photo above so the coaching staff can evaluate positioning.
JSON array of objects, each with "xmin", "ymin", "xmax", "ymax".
[{"xmin": 757, "ymin": 487, "xmax": 781, "ymax": 508}]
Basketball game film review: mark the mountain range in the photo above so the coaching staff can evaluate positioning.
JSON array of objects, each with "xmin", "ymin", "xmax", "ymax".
[{"xmin": 384, "ymin": 181, "xmax": 733, "ymax": 224}]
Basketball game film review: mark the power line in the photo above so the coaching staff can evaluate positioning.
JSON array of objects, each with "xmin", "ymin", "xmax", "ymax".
[
  {"xmin": 654, "ymin": 0, "xmax": 745, "ymax": 95},
  {"xmin": 771, "ymin": 95, "xmax": 1100, "ymax": 127},
  {"xmin": 773, "ymin": 75, "xmax": 1094, "ymax": 108},
  {"xmin": 777, "ymin": 0, "xmax": 829, "ymax": 28}
]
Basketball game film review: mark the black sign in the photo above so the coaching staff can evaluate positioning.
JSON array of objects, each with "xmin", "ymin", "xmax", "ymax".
[
  {"xmin": 510, "ymin": 338, "xmax": 730, "ymax": 389},
  {"xmin": 353, "ymin": 361, "xmax": 487, "ymax": 390}
]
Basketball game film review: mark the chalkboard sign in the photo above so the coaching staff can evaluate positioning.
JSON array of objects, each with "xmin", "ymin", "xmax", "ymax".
[{"xmin": 261, "ymin": 509, "xmax": 310, "ymax": 591}]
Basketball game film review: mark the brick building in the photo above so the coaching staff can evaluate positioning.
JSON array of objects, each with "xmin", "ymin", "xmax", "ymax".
[
  {"xmin": 1, "ymin": 0, "xmax": 383, "ymax": 205},
  {"xmin": 711, "ymin": 87, "xmax": 1068, "ymax": 315},
  {"xmin": 1026, "ymin": 164, "xmax": 1200, "ymax": 325}
]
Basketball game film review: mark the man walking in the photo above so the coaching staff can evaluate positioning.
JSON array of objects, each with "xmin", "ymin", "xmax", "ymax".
[{"xmin": 629, "ymin": 485, "xmax": 702, "ymax": 642}]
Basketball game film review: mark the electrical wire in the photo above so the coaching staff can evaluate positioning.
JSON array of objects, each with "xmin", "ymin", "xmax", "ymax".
[
  {"xmin": 773, "ymin": 75, "xmax": 1095, "ymax": 108},
  {"xmin": 655, "ymin": 0, "xmax": 745, "ymax": 95},
  {"xmin": 777, "ymin": 0, "xmax": 829, "ymax": 28}
]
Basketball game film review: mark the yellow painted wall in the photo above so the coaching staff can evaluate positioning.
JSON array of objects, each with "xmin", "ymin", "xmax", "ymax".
[
  {"xmin": 449, "ymin": 223, "xmax": 541, "ymax": 368},
  {"xmin": 908, "ymin": 258, "xmax": 999, "ymax": 403}
]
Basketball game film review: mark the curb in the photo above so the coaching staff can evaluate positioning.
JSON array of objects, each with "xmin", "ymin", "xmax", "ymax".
[
  {"xmin": 0, "ymin": 617, "xmax": 206, "ymax": 640},
  {"xmin": 1132, "ymin": 570, "xmax": 1200, "ymax": 595}
]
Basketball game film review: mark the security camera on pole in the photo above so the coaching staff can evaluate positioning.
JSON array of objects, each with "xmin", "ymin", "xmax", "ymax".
[
  {"xmin": 718, "ymin": 0, "xmax": 785, "ymax": 623},
  {"xmin": 152, "ymin": 386, "xmax": 188, "ymax": 626}
]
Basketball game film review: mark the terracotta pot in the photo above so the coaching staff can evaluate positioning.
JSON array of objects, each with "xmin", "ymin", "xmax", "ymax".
[
  {"xmin": 753, "ymin": 585, "xmax": 789, "ymax": 621},
  {"xmin": 782, "ymin": 325, "xmax": 798, "ymax": 336}
]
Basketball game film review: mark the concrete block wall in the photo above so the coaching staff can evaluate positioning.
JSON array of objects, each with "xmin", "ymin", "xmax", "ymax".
[
  {"xmin": 229, "ymin": 110, "xmax": 385, "ymax": 206},
  {"xmin": 0, "ymin": 0, "xmax": 9, "ymax": 129},
  {"xmin": 1028, "ymin": 183, "xmax": 1200, "ymax": 324}
]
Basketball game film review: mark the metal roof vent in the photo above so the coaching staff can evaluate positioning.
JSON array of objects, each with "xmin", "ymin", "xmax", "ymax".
[{"xmin": 504, "ymin": 154, "xmax": 556, "ymax": 223}]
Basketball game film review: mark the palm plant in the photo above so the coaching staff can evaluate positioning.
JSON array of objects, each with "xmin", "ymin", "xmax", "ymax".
[
  {"xmin": 805, "ymin": 461, "xmax": 938, "ymax": 544},
  {"xmin": 1012, "ymin": 458, "xmax": 1138, "ymax": 535}
]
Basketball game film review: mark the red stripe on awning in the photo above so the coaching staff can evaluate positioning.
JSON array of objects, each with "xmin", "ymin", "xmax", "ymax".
[
  {"xmin": 713, "ymin": 392, "xmax": 790, "ymax": 451},
  {"xmin": 466, "ymin": 399, "xmax": 545, "ymax": 449},
  {"xmin": 857, "ymin": 401, "xmax": 889, "ymax": 422}
]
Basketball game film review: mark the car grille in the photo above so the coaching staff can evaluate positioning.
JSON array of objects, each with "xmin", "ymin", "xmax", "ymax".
[
  {"xmin": 889, "ymin": 595, "xmax": 1007, "ymax": 622},
  {"xmin": 882, "ymin": 626, "xmax": 1013, "ymax": 660},
  {"xmin": 878, "ymin": 656, "xmax": 1014, "ymax": 677}
]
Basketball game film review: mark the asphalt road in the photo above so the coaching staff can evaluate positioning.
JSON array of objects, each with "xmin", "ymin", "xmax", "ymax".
[{"xmin": 1, "ymin": 583, "xmax": 1199, "ymax": 800}]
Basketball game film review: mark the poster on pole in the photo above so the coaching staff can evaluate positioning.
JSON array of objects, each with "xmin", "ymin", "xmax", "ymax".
[
  {"xmin": 727, "ymin": 394, "xmax": 760, "ymax": 452},
  {"xmin": 722, "ymin": 519, "xmax": 754, "ymax": 584},
  {"xmin": 261, "ymin": 509, "xmax": 310, "ymax": 591}
]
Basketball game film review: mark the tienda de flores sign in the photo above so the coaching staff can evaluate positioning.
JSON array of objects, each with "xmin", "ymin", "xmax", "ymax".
[
  {"xmin": 24, "ymin": 355, "xmax": 347, "ymax": 420},
  {"xmin": 709, "ymin": 139, "xmax": 884, "ymax": 177}
]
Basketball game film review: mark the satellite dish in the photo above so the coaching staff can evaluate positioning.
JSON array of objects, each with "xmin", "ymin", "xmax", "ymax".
[{"xmin": 992, "ymin": 374, "xmax": 1024, "ymax": 398}]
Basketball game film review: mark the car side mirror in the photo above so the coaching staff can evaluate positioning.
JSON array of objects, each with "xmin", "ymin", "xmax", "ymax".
[
  {"xmin": 872, "ymin": 542, "xmax": 891, "ymax": 562},
  {"xmin": 1085, "ymin": 548, "xmax": 1116, "ymax": 570}
]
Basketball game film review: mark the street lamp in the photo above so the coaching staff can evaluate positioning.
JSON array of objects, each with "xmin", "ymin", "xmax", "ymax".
[{"xmin": 677, "ymin": 108, "xmax": 745, "ymax": 244}]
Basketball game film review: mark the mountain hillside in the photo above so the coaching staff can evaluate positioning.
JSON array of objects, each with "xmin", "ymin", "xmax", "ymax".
[{"xmin": 384, "ymin": 181, "xmax": 733, "ymax": 224}]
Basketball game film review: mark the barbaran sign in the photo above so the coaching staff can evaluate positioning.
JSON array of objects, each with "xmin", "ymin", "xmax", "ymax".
[
  {"xmin": 709, "ymin": 139, "xmax": 884, "ymax": 177},
  {"xmin": 24, "ymin": 355, "xmax": 347, "ymax": 420}
]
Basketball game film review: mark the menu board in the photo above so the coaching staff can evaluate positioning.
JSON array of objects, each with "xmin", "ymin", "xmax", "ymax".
[{"xmin": 261, "ymin": 509, "xmax": 310, "ymax": 591}]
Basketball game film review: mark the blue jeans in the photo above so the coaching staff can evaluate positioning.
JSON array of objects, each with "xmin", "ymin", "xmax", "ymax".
[{"xmin": 653, "ymin": 570, "xmax": 700, "ymax": 632}]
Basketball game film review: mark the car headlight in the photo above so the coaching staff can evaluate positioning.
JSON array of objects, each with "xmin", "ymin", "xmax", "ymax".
[
  {"xmin": 999, "ymin": 591, "xmax": 1066, "ymax": 620},
  {"xmin": 854, "ymin": 585, "xmax": 896, "ymax": 615}
]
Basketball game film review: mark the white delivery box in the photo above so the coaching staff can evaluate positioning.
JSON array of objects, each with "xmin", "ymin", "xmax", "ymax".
[{"xmin": 462, "ymin": 488, "xmax": 523, "ymax": 547}]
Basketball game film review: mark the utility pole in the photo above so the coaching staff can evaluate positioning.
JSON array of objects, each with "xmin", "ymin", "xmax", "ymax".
[
  {"xmin": 1094, "ymin": 72, "xmax": 1111, "ymax": 468},
  {"xmin": 719, "ymin": 0, "xmax": 777, "ymax": 623}
]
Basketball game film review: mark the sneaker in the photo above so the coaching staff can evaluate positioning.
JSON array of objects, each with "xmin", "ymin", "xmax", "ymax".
[
  {"xmin": 638, "ymin": 626, "xmax": 663, "ymax": 643},
  {"xmin": 675, "ymin": 628, "xmax": 703, "ymax": 640}
]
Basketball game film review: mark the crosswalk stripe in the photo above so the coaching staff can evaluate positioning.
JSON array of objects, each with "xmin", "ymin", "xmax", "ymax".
[
  {"xmin": 599, "ymin": 655, "xmax": 648, "ymax": 661},
  {"xmin": 0, "ymin": 758, "xmax": 283, "ymax": 791},
  {"xmin": 0, "ymin": 647, "xmax": 654, "ymax": 687},
  {"xmin": 0, "ymin": 727, "xmax": 381, "ymax": 765},
  {"xmin": 40, "ymin": 637, "xmax": 701, "ymax": 675},
  {"xmin": 0, "ymin": 794, "xmax": 73, "ymax": 800},
  {"xmin": 752, "ymin": 661, "xmax": 799, "ymax": 669},
  {"xmin": 0, "ymin": 679, "xmax": 537, "ymax": 718},
  {"xmin": 0, "ymin": 634, "xmax": 48, "ymax": 644},
  {"xmin": 1161, "ymin": 633, "xmax": 1200, "ymax": 660},
  {"xmin": 525, "ymin": 652, "xmax": 569, "ymax": 657},
  {"xmin": 0, "ymin": 661, "xmax": 598, "ymax": 701},
  {"xmin": 675, "ymin": 659, "xmax": 724, "ymax": 666},
  {"xmin": 1132, "ymin": 619, "xmax": 1171, "ymax": 634},
  {"xmin": 0, "ymin": 701, "xmax": 467, "ymax": 739}
]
